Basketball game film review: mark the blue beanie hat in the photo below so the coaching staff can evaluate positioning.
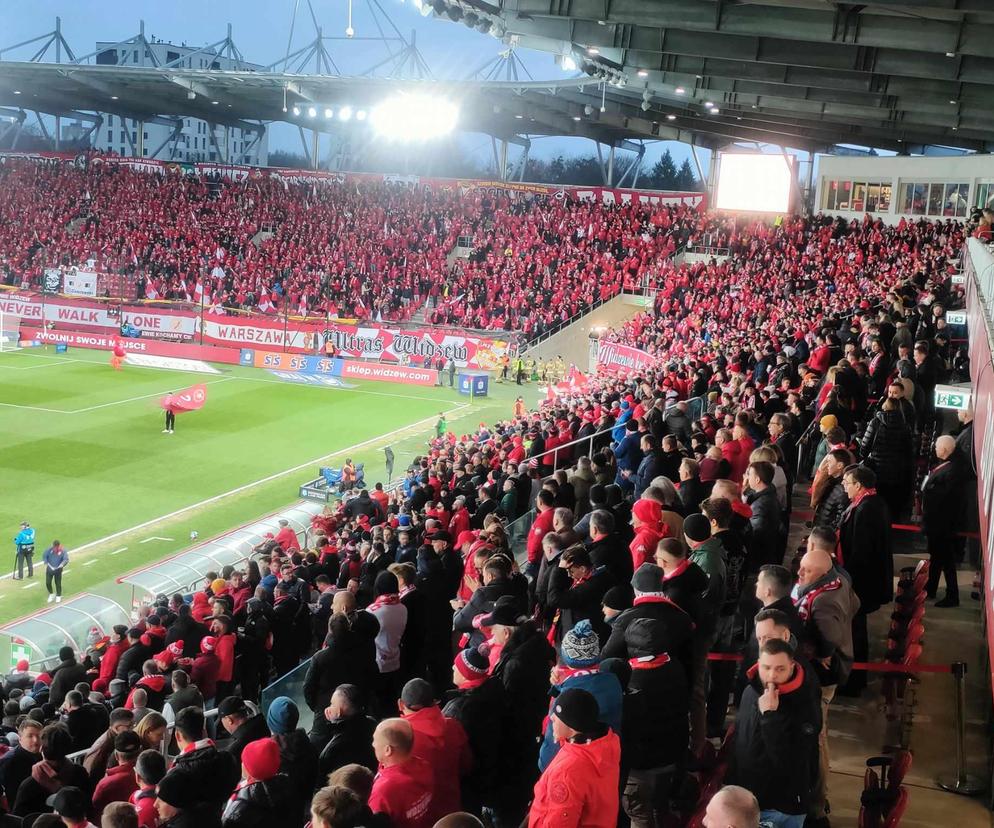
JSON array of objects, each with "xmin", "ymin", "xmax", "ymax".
[
  {"xmin": 398, "ymin": 515, "xmax": 411, "ymax": 528},
  {"xmin": 560, "ymin": 619, "xmax": 600, "ymax": 668},
  {"xmin": 265, "ymin": 696, "xmax": 299, "ymax": 735}
]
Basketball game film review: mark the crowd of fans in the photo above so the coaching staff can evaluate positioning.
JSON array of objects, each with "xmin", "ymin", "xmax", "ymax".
[{"xmin": 0, "ymin": 248, "xmax": 974, "ymax": 827}]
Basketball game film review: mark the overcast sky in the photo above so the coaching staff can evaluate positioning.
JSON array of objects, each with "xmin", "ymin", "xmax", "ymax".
[{"xmin": 0, "ymin": 1, "xmax": 798, "ymax": 175}]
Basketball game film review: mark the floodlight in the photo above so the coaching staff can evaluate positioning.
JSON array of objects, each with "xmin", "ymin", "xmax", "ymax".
[
  {"xmin": 339, "ymin": 106, "xmax": 353, "ymax": 121},
  {"xmin": 345, "ymin": 26, "xmax": 355, "ymax": 37},
  {"xmin": 573, "ymin": 115, "xmax": 582, "ymax": 121},
  {"xmin": 558, "ymin": 54, "xmax": 578, "ymax": 72},
  {"xmin": 308, "ymin": 106, "xmax": 317, "ymax": 117},
  {"xmin": 587, "ymin": 47, "xmax": 599, "ymax": 55},
  {"xmin": 704, "ymin": 101, "xmax": 714, "ymax": 108},
  {"xmin": 325, "ymin": 108, "xmax": 334, "ymax": 119},
  {"xmin": 674, "ymin": 87, "xmax": 685, "ymax": 94},
  {"xmin": 710, "ymin": 108, "xmax": 720, "ymax": 114},
  {"xmin": 370, "ymin": 94, "xmax": 458, "ymax": 141},
  {"xmin": 637, "ymin": 70, "xmax": 648, "ymax": 78},
  {"xmin": 666, "ymin": 114, "xmax": 676, "ymax": 120},
  {"xmin": 292, "ymin": 106, "xmax": 300, "ymax": 116},
  {"xmin": 12, "ymin": 90, "xmax": 21, "ymax": 95},
  {"xmin": 356, "ymin": 109, "xmax": 367, "ymax": 121}
]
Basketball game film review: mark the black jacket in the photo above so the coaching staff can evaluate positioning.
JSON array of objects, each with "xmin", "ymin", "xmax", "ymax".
[
  {"xmin": 49, "ymin": 658, "xmax": 88, "ymax": 708},
  {"xmin": 0, "ymin": 746, "xmax": 39, "ymax": 806},
  {"xmin": 222, "ymin": 714, "xmax": 270, "ymax": 764},
  {"xmin": 601, "ymin": 596, "xmax": 694, "ymax": 668},
  {"xmin": 442, "ymin": 677, "xmax": 506, "ymax": 812},
  {"xmin": 453, "ymin": 580, "xmax": 522, "ymax": 647},
  {"xmin": 546, "ymin": 565, "xmax": 614, "ymax": 644},
  {"xmin": 13, "ymin": 759, "xmax": 90, "ymax": 817},
  {"xmin": 813, "ymin": 476, "xmax": 849, "ymax": 531},
  {"xmin": 493, "ymin": 623, "xmax": 555, "ymax": 762},
  {"xmin": 921, "ymin": 457, "xmax": 963, "ymax": 539},
  {"xmin": 588, "ymin": 534, "xmax": 632, "ymax": 586},
  {"xmin": 302, "ymin": 621, "xmax": 379, "ymax": 714},
  {"xmin": 679, "ymin": 476, "xmax": 711, "ymax": 514},
  {"xmin": 317, "ymin": 714, "xmax": 377, "ymax": 778},
  {"xmin": 221, "ymin": 775, "xmax": 298, "ymax": 828},
  {"xmin": 659, "ymin": 562, "xmax": 709, "ymax": 623},
  {"xmin": 166, "ymin": 615, "xmax": 209, "ymax": 659},
  {"xmin": 729, "ymin": 663, "xmax": 822, "ymax": 815},
  {"xmin": 860, "ymin": 410, "xmax": 913, "ymax": 485},
  {"xmin": 115, "ymin": 641, "xmax": 153, "ymax": 685},
  {"xmin": 168, "ymin": 743, "xmax": 241, "ymax": 817},
  {"xmin": 839, "ymin": 493, "xmax": 893, "ymax": 613},
  {"xmin": 399, "ymin": 586, "xmax": 430, "ymax": 678},
  {"xmin": 275, "ymin": 729, "xmax": 319, "ymax": 820},
  {"xmin": 746, "ymin": 486, "xmax": 783, "ymax": 570}
]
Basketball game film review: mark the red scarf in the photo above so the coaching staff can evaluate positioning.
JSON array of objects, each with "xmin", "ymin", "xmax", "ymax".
[
  {"xmin": 180, "ymin": 738, "xmax": 214, "ymax": 756},
  {"xmin": 793, "ymin": 574, "xmax": 843, "ymax": 621},
  {"xmin": 629, "ymin": 653, "xmax": 671, "ymax": 670},
  {"xmin": 399, "ymin": 585, "xmax": 416, "ymax": 599},
  {"xmin": 662, "ymin": 559, "xmax": 691, "ymax": 581},
  {"xmin": 368, "ymin": 593, "xmax": 400, "ymax": 612}
]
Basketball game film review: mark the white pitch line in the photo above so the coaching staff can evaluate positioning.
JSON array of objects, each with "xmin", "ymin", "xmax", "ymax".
[
  {"xmin": 140, "ymin": 537, "xmax": 174, "ymax": 544},
  {"xmin": 0, "ymin": 359, "xmax": 75, "ymax": 371},
  {"xmin": 110, "ymin": 547, "xmax": 128, "ymax": 556},
  {"xmin": 0, "ymin": 401, "xmax": 66, "ymax": 413},
  {"xmin": 21, "ymin": 581, "xmax": 39, "ymax": 590},
  {"xmin": 56, "ymin": 402, "xmax": 471, "ymax": 560},
  {"xmin": 83, "ymin": 560, "xmax": 97, "ymax": 566},
  {"xmin": 69, "ymin": 377, "xmax": 236, "ymax": 414}
]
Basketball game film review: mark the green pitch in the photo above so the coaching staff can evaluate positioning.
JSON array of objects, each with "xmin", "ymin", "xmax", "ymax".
[{"xmin": 0, "ymin": 346, "xmax": 527, "ymax": 622}]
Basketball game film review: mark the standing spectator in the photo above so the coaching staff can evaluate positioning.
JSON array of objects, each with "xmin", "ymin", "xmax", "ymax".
[
  {"xmin": 104, "ymin": 800, "xmax": 141, "ymax": 828},
  {"xmin": 154, "ymin": 768, "xmax": 218, "ymax": 828},
  {"xmin": 266, "ymin": 696, "xmax": 318, "ymax": 820},
  {"xmin": 218, "ymin": 697, "xmax": 270, "ymax": 764},
  {"xmin": 526, "ymin": 491, "xmax": 557, "ymax": 578},
  {"xmin": 368, "ymin": 571, "xmax": 409, "ymax": 715},
  {"xmin": 702, "ymin": 786, "xmax": 761, "ymax": 828},
  {"xmin": 811, "ymin": 450, "xmax": 851, "ymax": 531},
  {"xmin": 744, "ymin": 462, "xmax": 782, "ymax": 570},
  {"xmin": 921, "ymin": 435, "xmax": 962, "ymax": 606},
  {"xmin": 728, "ymin": 640, "xmax": 821, "ymax": 827},
  {"xmin": 12, "ymin": 722, "xmax": 90, "ymax": 816},
  {"xmin": 838, "ymin": 465, "xmax": 892, "ymax": 695},
  {"xmin": 546, "ymin": 546, "xmax": 615, "ymax": 645},
  {"xmin": 166, "ymin": 706, "xmax": 240, "ymax": 820},
  {"xmin": 0, "ymin": 717, "xmax": 41, "ymax": 807},
  {"xmin": 629, "ymin": 499, "xmax": 667, "ymax": 571},
  {"xmin": 860, "ymin": 399, "xmax": 914, "ymax": 519},
  {"xmin": 368, "ymin": 718, "xmax": 435, "ymax": 828},
  {"xmin": 317, "ymin": 684, "xmax": 378, "ymax": 779},
  {"xmin": 221, "ymin": 737, "xmax": 296, "ymax": 828},
  {"xmin": 43, "ymin": 539, "xmax": 69, "ymax": 603},
  {"xmin": 528, "ymin": 688, "xmax": 620, "ymax": 828},
  {"xmin": 91, "ymin": 731, "xmax": 143, "ymax": 821},
  {"xmin": 13, "ymin": 520, "xmax": 35, "ymax": 581},
  {"xmin": 130, "ymin": 749, "xmax": 166, "ymax": 828},
  {"xmin": 44, "ymin": 787, "xmax": 93, "ymax": 828},
  {"xmin": 49, "ymin": 646, "xmax": 87, "ymax": 709},
  {"xmin": 398, "ymin": 678, "xmax": 471, "ymax": 818}
]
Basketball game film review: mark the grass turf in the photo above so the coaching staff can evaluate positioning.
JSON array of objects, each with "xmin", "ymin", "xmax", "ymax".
[{"xmin": 0, "ymin": 346, "xmax": 528, "ymax": 623}]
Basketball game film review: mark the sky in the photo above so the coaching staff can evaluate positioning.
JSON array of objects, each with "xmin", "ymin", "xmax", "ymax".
[{"xmin": 0, "ymin": 0, "xmax": 831, "ymax": 180}]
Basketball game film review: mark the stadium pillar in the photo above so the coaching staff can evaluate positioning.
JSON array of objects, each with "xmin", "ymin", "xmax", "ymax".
[{"xmin": 607, "ymin": 145, "xmax": 615, "ymax": 187}]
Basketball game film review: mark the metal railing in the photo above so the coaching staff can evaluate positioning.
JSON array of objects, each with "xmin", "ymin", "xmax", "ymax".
[
  {"xmin": 67, "ymin": 707, "xmax": 220, "ymax": 764},
  {"xmin": 522, "ymin": 292, "xmax": 615, "ymax": 350}
]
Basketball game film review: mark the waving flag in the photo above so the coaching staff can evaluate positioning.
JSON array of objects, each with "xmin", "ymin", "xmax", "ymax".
[{"xmin": 160, "ymin": 384, "xmax": 208, "ymax": 414}]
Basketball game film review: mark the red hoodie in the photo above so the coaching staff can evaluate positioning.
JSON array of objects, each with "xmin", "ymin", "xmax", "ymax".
[
  {"xmin": 527, "ymin": 508, "xmax": 556, "ymax": 565},
  {"xmin": 369, "ymin": 755, "xmax": 435, "ymax": 828},
  {"xmin": 629, "ymin": 525, "xmax": 668, "ymax": 570},
  {"xmin": 93, "ymin": 638, "xmax": 129, "ymax": 693},
  {"xmin": 529, "ymin": 729, "xmax": 621, "ymax": 828},
  {"xmin": 214, "ymin": 632, "xmax": 236, "ymax": 682},
  {"xmin": 404, "ymin": 706, "xmax": 472, "ymax": 819}
]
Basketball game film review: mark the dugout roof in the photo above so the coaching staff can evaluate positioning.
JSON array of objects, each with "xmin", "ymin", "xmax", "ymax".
[
  {"xmin": 117, "ymin": 502, "xmax": 322, "ymax": 597},
  {"xmin": 453, "ymin": 0, "xmax": 994, "ymax": 152},
  {"xmin": 0, "ymin": 593, "xmax": 130, "ymax": 668}
]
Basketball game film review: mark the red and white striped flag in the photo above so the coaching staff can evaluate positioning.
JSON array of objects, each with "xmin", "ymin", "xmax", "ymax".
[
  {"xmin": 257, "ymin": 292, "xmax": 276, "ymax": 313},
  {"xmin": 145, "ymin": 284, "xmax": 160, "ymax": 300}
]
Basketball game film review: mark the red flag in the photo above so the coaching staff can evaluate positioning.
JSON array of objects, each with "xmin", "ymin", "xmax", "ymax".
[{"xmin": 160, "ymin": 384, "xmax": 208, "ymax": 414}]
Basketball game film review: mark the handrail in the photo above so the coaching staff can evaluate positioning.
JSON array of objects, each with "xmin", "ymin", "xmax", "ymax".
[
  {"xmin": 67, "ymin": 706, "xmax": 220, "ymax": 764},
  {"xmin": 523, "ymin": 292, "xmax": 616, "ymax": 350},
  {"xmin": 524, "ymin": 423, "xmax": 617, "ymax": 467}
]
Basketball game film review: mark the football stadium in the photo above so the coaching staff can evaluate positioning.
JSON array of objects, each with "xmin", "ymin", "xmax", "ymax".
[{"xmin": 0, "ymin": 2, "xmax": 993, "ymax": 827}]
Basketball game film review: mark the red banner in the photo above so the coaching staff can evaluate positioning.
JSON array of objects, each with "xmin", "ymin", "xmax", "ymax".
[
  {"xmin": 596, "ymin": 339, "xmax": 656, "ymax": 373},
  {"xmin": 161, "ymin": 384, "xmax": 208, "ymax": 414}
]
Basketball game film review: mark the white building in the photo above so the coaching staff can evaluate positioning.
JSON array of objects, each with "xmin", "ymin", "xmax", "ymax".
[
  {"xmin": 815, "ymin": 153, "xmax": 994, "ymax": 225},
  {"xmin": 91, "ymin": 39, "xmax": 267, "ymax": 166}
]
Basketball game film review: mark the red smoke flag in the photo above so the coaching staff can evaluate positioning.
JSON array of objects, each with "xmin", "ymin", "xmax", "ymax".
[{"xmin": 160, "ymin": 384, "xmax": 208, "ymax": 414}]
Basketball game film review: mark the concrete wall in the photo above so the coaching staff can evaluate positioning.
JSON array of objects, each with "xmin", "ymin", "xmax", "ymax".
[{"xmin": 524, "ymin": 293, "xmax": 651, "ymax": 370}]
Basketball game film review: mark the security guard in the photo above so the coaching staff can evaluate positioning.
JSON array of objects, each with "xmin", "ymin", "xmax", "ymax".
[{"xmin": 13, "ymin": 521, "xmax": 35, "ymax": 580}]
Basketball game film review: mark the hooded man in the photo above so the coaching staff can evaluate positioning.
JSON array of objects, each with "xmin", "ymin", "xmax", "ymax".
[{"xmin": 629, "ymin": 499, "xmax": 667, "ymax": 571}]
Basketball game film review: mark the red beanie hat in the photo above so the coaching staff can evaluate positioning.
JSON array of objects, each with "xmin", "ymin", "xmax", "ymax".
[
  {"xmin": 632, "ymin": 499, "xmax": 662, "ymax": 528},
  {"xmin": 241, "ymin": 737, "xmax": 281, "ymax": 781},
  {"xmin": 200, "ymin": 636, "xmax": 216, "ymax": 654}
]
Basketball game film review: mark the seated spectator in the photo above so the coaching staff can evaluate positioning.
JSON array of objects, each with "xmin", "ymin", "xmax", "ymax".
[
  {"xmin": 83, "ymin": 707, "xmax": 134, "ymax": 783},
  {"xmin": 368, "ymin": 718, "xmax": 435, "ymax": 828},
  {"xmin": 528, "ymin": 688, "xmax": 620, "ymax": 828},
  {"xmin": 91, "ymin": 730, "xmax": 142, "ymax": 821},
  {"xmin": 103, "ymin": 800, "xmax": 140, "ymax": 828},
  {"xmin": 221, "ymin": 737, "xmax": 296, "ymax": 828},
  {"xmin": 166, "ymin": 705, "xmax": 240, "ymax": 819},
  {"xmin": 45, "ymin": 786, "xmax": 93, "ymax": 828}
]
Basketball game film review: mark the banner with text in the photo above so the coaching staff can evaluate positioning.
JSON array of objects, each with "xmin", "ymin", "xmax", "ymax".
[{"xmin": 596, "ymin": 339, "xmax": 656, "ymax": 373}]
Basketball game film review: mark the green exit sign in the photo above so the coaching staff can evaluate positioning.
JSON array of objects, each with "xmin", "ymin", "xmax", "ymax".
[
  {"xmin": 945, "ymin": 311, "xmax": 967, "ymax": 325},
  {"xmin": 934, "ymin": 384, "xmax": 971, "ymax": 411}
]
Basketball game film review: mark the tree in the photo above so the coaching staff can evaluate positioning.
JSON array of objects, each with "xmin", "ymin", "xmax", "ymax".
[
  {"xmin": 268, "ymin": 150, "xmax": 311, "ymax": 169},
  {"xmin": 675, "ymin": 158, "xmax": 700, "ymax": 191},
  {"xmin": 647, "ymin": 149, "xmax": 679, "ymax": 190}
]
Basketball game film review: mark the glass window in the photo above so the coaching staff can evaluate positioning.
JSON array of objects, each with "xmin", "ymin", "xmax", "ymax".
[
  {"xmin": 837, "ymin": 179, "xmax": 852, "ymax": 210},
  {"xmin": 106, "ymin": 131, "xmax": 112, "ymax": 143},
  {"xmin": 878, "ymin": 184, "xmax": 892, "ymax": 212},
  {"xmin": 866, "ymin": 184, "xmax": 880, "ymax": 212},
  {"xmin": 950, "ymin": 183, "xmax": 969, "ymax": 217},
  {"xmin": 928, "ymin": 183, "xmax": 944, "ymax": 215},
  {"xmin": 851, "ymin": 182, "xmax": 866, "ymax": 212},
  {"xmin": 824, "ymin": 180, "xmax": 839, "ymax": 210}
]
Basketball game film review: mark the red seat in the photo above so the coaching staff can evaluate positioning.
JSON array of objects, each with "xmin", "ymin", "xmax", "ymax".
[{"xmin": 883, "ymin": 786, "xmax": 909, "ymax": 827}]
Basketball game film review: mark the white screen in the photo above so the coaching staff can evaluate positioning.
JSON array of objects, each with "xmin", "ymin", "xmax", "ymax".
[{"xmin": 715, "ymin": 153, "xmax": 793, "ymax": 213}]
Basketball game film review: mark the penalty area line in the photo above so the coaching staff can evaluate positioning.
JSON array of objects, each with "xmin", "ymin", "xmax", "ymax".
[{"xmin": 19, "ymin": 402, "xmax": 471, "ymax": 565}]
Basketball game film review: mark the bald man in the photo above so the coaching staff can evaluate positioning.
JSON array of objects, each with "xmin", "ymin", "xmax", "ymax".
[
  {"xmin": 921, "ymin": 435, "xmax": 963, "ymax": 607},
  {"xmin": 795, "ymin": 528, "xmax": 860, "ymax": 822},
  {"xmin": 369, "ymin": 718, "xmax": 435, "ymax": 828},
  {"xmin": 702, "ymin": 785, "xmax": 760, "ymax": 828}
]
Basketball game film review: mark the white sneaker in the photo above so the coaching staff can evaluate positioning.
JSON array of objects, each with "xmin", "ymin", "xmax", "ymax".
[
  {"xmin": 55, "ymin": 596, "xmax": 61, "ymax": 603},
  {"xmin": 162, "ymin": 429, "xmax": 169, "ymax": 433},
  {"xmin": 47, "ymin": 595, "xmax": 54, "ymax": 603}
]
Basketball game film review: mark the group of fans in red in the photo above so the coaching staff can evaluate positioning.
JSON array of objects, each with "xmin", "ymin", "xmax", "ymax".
[{"xmin": 0, "ymin": 156, "xmax": 979, "ymax": 828}]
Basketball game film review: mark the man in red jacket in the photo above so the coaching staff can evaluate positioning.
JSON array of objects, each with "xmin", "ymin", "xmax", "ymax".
[
  {"xmin": 90, "ymin": 730, "xmax": 142, "ymax": 821},
  {"xmin": 369, "ymin": 718, "xmax": 435, "ymax": 828},
  {"xmin": 92, "ymin": 625, "xmax": 130, "ymax": 695},
  {"xmin": 526, "ymin": 490, "xmax": 557, "ymax": 577},
  {"xmin": 529, "ymin": 688, "xmax": 621, "ymax": 828},
  {"xmin": 630, "ymin": 498, "xmax": 667, "ymax": 570},
  {"xmin": 129, "ymin": 749, "xmax": 166, "ymax": 828},
  {"xmin": 398, "ymin": 678, "xmax": 471, "ymax": 819}
]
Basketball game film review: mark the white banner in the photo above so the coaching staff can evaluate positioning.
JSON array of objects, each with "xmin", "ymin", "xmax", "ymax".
[
  {"xmin": 63, "ymin": 270, "xmax": 98, "ymax": 297},
  {"xmin": 0, "ymin": 293, "xmax": 197, "ymax": 338},
  {"xmin": 124, "ymin": 353, "xmax": 221, "ymax": 374}
]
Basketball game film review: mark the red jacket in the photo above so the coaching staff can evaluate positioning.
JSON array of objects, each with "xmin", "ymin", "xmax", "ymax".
[
  {"xmin": 130, "ymin": 786, "xmax": 157, "ymax": 828},
  {"xmin": 404, "ymin": 706, "xmax": 472, "ymax": 819},
  {"xmin": 721, "ymin": 441, "xmax": 749, "ymax": 483},
  {"xmin": 91, "ymin": 761, "xmax": 138, "ymax": 821},
  {"xmin": 529, "ymin": 729, "xmax": 621, "ymax": 828},
  {"xmin": 275, "ymin": 526, "xmax": 300, "ymax": 552},
  {"xmin": 629, "ymin": 525, "xmax": 667, "ymax": 570},
  {"xmin": 215, "ymin": 632, "xmax": 236, "ymax": 682},
  {"xmin": 369, "ymin": 756, "xmax": 435, "ymax": 828},
  {"xmin": 449, "ymin": 508, "xmax": 470, "ymax": 541},
  {"xmin": 190, "ymin": 651, "xmax": 220, "ymax": 700},
  {"xmin": 95, "ymin": 639, "xmax": 129, "ymax": 689},
  {"xmin": 527, "ymin": 508, "xmax": 557, "ymax": 565}
]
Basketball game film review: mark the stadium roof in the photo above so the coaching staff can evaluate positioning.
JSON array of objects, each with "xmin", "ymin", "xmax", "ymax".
[{"xmin": 434, "ymin": 0, "xmax": 994, "ymax": 153}]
